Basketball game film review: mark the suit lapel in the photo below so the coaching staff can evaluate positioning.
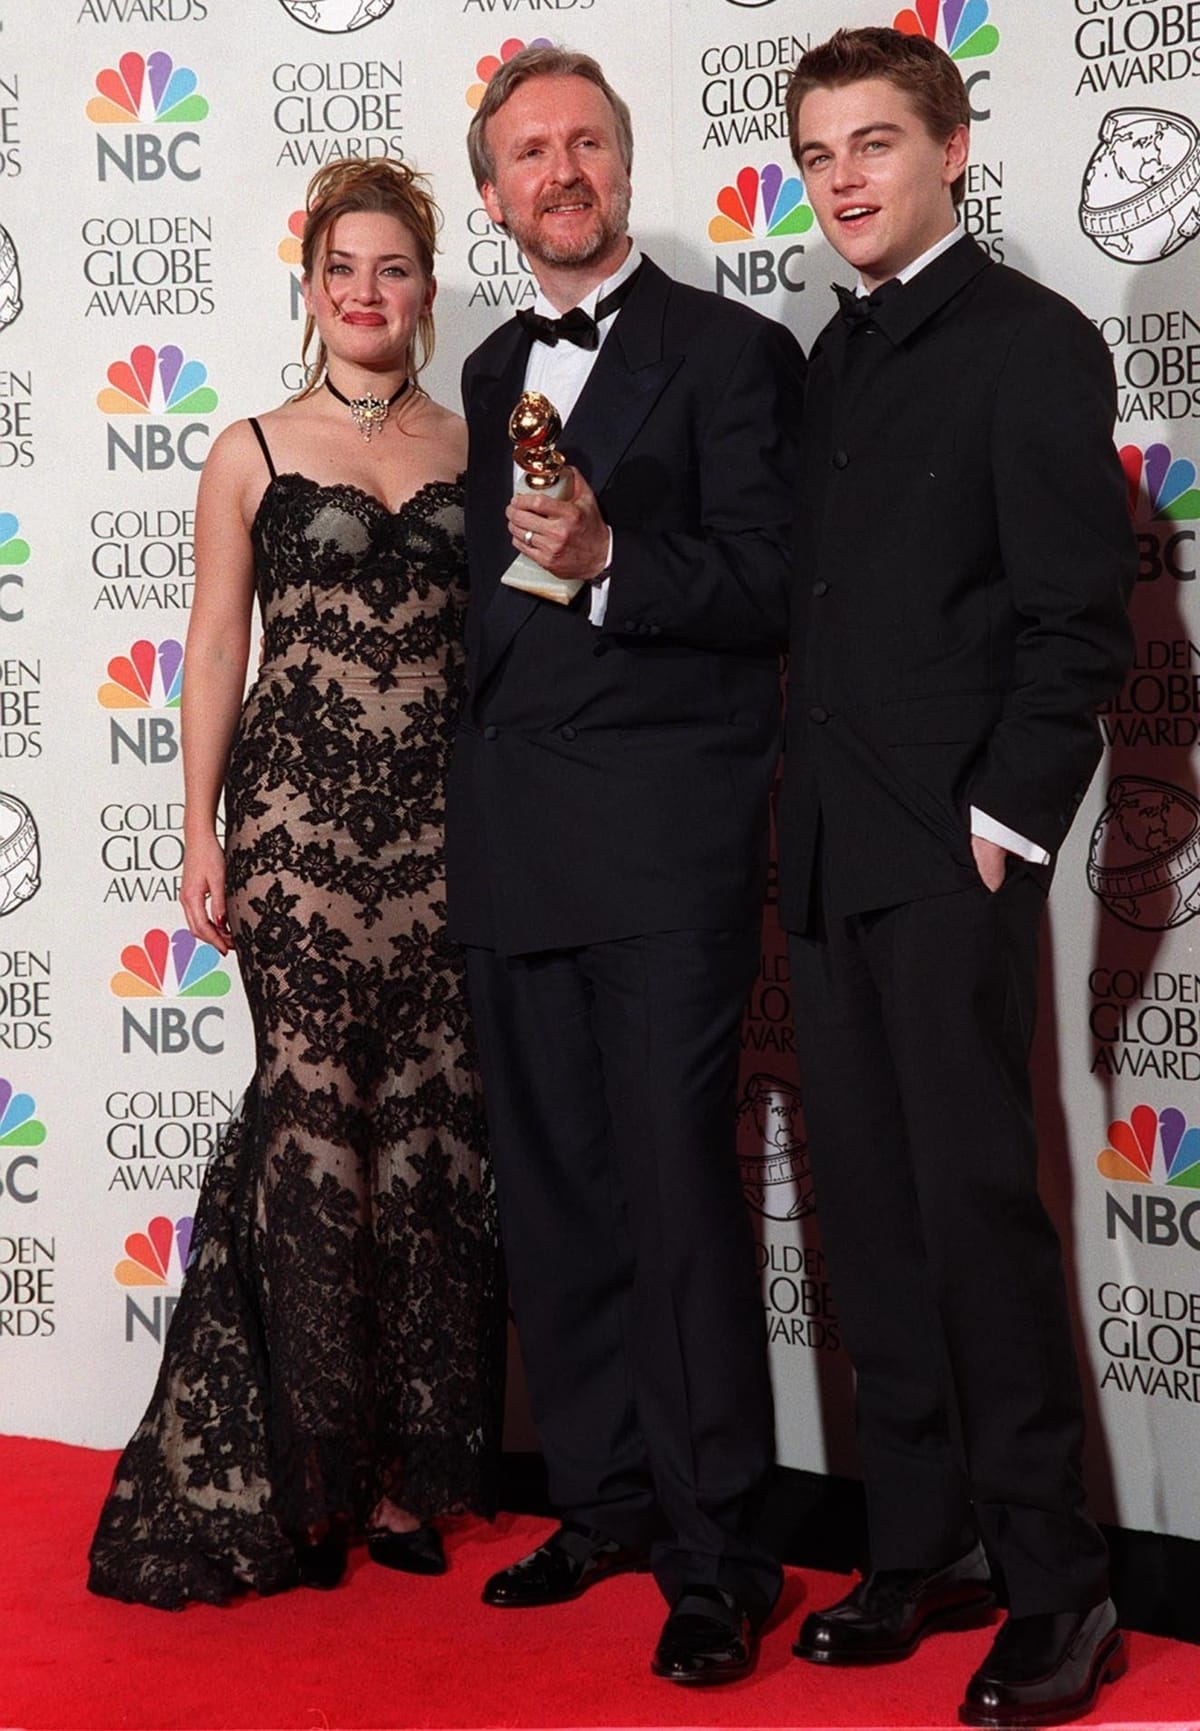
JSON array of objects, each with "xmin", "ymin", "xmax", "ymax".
[
  {"xmin": 557, "ymin": 259, "xmax": 682, "ymax": 496},
  {"xmin": 873, "ymin": 233, "xmax": 991, "ymax": 349},
  {"xmin": 465, "ymin": 323, "xmax": 534, "ymax": 677},
  {"xmin": 472, "ymin": 258, "xmax": 683, "ymax": 696}
]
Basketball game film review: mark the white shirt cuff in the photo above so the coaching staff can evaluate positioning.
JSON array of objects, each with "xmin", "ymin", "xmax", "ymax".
[
  {"xmin": 970, "ymin": 806, "xmax": 1051, "ymax": 865},
  {"xmin": 587, "ymin": 529, "xmax": 615, "ymax": 627}
]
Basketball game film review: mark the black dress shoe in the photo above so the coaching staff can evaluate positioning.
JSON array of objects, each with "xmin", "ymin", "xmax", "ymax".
[
  {"xmin": 480, "ymin": 1522, "xmax": 649, "ymax": 1607},
  {"xmin": 293, "ymin": 1529, "xmax": 348, "ymax": 1590},
  {"xmin": 794, "ymin": 1541, "xmax": 996, "ymax": 1664},
  {"xmin": 651, "ymin": 1585, "xmax": 758, "ymax": 1686},
  {"xmin": 367, "ymin": 1523, "xmax": 446, "ymax": 1576},
  {"xmin": 959, "ymin": 1599, "xmax": 1125, "ymax": 1727}
]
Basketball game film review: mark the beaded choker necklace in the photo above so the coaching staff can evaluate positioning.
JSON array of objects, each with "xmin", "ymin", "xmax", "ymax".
[{"xmin": 325, "ymin": 376, "xmax": 411, "ymax": 443}]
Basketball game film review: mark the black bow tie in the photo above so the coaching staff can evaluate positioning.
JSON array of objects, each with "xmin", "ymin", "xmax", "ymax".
[
  {"xmin": 833, "ymin": 277, "xmax": 902, "ymax": 328},
  {"xmin": 517, "ymin": 304, "xmax": 600, "ymax": 350},
  {"xmin": 517, "ymin": 264, "xmax": 643, "ymax": 349}
]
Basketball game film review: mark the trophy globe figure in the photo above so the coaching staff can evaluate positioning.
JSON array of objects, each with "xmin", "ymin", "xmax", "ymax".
[{"xmin": 501, "ymin": 391, "xmax": 582, "ymax": 605}]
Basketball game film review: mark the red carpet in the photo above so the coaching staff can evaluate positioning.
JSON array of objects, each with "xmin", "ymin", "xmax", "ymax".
[{"xmin": 4, "ymin": 1438, "xmax": 1198, "ymax": 1731}]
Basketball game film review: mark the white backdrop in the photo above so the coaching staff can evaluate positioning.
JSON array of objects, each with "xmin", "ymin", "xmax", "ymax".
[{"xmin": 0, "ymin": 0, "xmax": 1197, "ymax": 1548}]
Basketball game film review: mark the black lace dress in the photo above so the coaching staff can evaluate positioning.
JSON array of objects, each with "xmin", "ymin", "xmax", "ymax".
[{"xmin": 88, "ymin": 431, "xmax": 504, "ymax": 1610}]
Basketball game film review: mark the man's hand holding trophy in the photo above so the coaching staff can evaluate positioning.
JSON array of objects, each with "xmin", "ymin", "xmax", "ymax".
[{"xmin": 502, "ymin": 391, "xmax": 610, "ymax": 605}]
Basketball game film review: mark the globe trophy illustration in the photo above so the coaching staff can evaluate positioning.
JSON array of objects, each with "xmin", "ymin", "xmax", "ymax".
[
  {"xmin": 500, "ymin": 391, "xmax": 582, "ymax": 606},
  {"xmin": 0, "ymin": 792, "xmax": 40, "ymax": 917},
  {"xmin": 1080, "ymin": 107, "xmax": 1200, "ymax": 264},
  {"xmin": 1087, "ymin": 775, "xmax": 1200, "ymax": 930},
  {"xmin": 277, "ymin": 0, "xmax": 393, "ymax": 33},
  {"xmin": 0, "ymin": 224, "xmax": 22, "ymax": 332},
  {"xmin": 736, "ymin": 1073, "xmax": 815, "ymax": 1222}
]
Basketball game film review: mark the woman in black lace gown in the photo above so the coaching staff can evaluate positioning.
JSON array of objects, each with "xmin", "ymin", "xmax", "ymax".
[{"xmin": 88, "ymin": 160, "xmax": 504, "ymax": 1610}]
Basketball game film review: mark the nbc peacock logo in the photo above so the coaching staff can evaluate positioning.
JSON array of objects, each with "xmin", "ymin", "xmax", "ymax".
[
  {"xmin": 98, "ymin": 346, "xmax": 215, "ymax": 475},
  {"xmin": 98, "ymin": 345, "xmax": 216, "ymax": 419},
  {"xmin": 114, "ymin": 1213, "xmax": 194, "ymax": 1343},
  {"xmin": 111, "ymin": 928, "xmax": 230, "ymax": 1059},
  {"xmin": 114, "ymin": 1214, "xmax": 194, "ymax": 1285},
  {"xmin": 1101, "ymin": 1106, "xmax": 1200, "ymax": 1254},
  {"xmin": 1120, "ymin": 443, "xmax": 1200, "ymax": 524},
  {"xmin": 98, "ymin": 639, "xmax": 183, "ymax": 767},
  {"xmin": 87, "ymin": 51, "xmax": 209, "ymax": 124},
  {"xmin": 279, "ymin": 210, "xmax": 307, "ymax": 327},
  {"xmin": 895, "ymin": 2, "xmax": 997, "ymax": 121},
  {"xmin": 111, "ymin": 927, "xmax": 229, "ymax": 999},
  {"xmin": 1119, "ymin": 442, "xmax": 1199, "ymax": 587},
  {"xmin": 1101, "ymin": 1106, "xmax": 1200, "ymax": 1188},
  {"xmin": 0, "ymin": 1079, "xmax": 45, "ymax": 1150},
  {"xmin": 0, "ymin": 511, "xmax": 28, "ymax": 624},
  {"xmin": 0, "ymin": 513, "xmax": 29, "ymax": 568},
  {"xmin": 466, "ymin": 38, "xmax": 552, "ymax": 109},
  {"xmin": 710, "ymin": 165, "xmax": 814, "ymax": 244},
  {"xmin": 88, "ymin": 52, "xmax": 208, "ymax": 184},
  {"xmin": 98, "ymin": 639, "xmax": 183, "ymax": 709},
  {"xmin": 711, "ymin": 166, "xmax": 811, "ymax": 302},
  {"xmin": 0, "ymin": 1076, "xmax": 46, "ymax": 1207},
  {"xmin": 894, "ymin": 0, "xmax": 999, "ymax": 59},
  {"xmin": 279, "ymin": 210, "xmax": 305, "ymax": 270}
]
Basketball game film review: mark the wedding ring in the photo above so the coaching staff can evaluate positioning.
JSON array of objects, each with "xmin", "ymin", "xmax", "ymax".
[{"xmin": 524, "ymin": 528, "xmax": 534, "ymax": 546}]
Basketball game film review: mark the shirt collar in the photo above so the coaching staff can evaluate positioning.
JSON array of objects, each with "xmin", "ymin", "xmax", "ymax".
[
  {"xmin": 533, "ymin": 241, "xmax": 643, "ymax": 323},
  {"xmin": 855, "ymin": 224, "xmax": 962, "ymax": 294}
]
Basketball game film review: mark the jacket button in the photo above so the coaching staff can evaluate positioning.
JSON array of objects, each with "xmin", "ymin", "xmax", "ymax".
[
  {"xmin": 812, "ymin": 580, "xmax": 829, "ymax": 597},
  {"xmin": 483, "ymin": 724, "xmax": 498, "ymax": 741},
  {"xmin": 561, "ymin": 726, "xmax": 577, "ymax": 742},
  {"xmin": 648, "ymin": 624, "xmax": 661, "ymax": 637},
  {"xmin": 593, "ymin": 641, "xmax": 609, "ymax": 657},
  {"xmin": 623, "ymin": 619, "xmax": 638, "ymax": 632},
  {"xmin": 831, "ymin": 450, "xmax": 849, "ymax": 469},
  {"xmin": 809, "ymin": 705, "xmax": 830, "ymax": 724}
]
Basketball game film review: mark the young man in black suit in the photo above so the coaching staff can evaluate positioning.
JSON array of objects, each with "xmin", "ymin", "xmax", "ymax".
[
  {"xmin": 779, "ymin": 27, "xmax": 1135, "ymax": 1727},
  {"xmin": 445, "ymin": 46, "xmax": 805, "ymax": 1685}
]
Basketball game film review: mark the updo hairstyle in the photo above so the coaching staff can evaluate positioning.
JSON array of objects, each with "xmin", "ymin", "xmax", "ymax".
[{"xmin": 296, "ymin": 156, "xmax": 440, "ymax": 396}]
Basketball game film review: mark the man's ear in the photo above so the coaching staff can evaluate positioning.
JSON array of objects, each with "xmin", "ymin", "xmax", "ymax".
[
  {"xmin": 943, "ymin": 123, "xmax": 970, "ymax": 191},
  {"xmin": 480, "ymin": 180, "xmax": 507, "ymax": 231}
]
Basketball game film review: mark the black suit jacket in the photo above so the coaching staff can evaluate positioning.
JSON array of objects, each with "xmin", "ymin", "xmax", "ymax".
[
  {"xmin": 446, "ymin": 258, "xmax": 805, "ymax": 955},
  {"xmin": 778, "ymin": 235, "xmax": 1135, "ymax": 932}
]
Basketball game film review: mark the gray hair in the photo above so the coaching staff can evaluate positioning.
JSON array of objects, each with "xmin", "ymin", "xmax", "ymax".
[{"xmin": 466, "ymin": 45, "xmax": 634, "ymax": 190}]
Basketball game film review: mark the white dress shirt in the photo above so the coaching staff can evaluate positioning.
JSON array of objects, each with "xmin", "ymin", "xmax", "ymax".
[
  {"xmin": 851, "ymin": 225, "xmax": 1049, "ymax": 865},
  {"xmin": 516, "ymin": 243, "xmax": 642, "ymax": 626}
]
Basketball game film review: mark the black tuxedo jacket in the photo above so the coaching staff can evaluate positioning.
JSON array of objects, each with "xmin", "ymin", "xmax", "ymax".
[
  {"xmin": 446, "ymin": 258, "xmax": 805, "ymax": 955},
  {"xmin": 777, "ymin": 235, "xmax": 1135, "ymax": 931}
]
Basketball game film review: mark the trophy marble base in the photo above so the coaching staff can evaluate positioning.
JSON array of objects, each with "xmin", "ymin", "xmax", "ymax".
[
  {"xmin": 500, "ymin": 470, "xmax": 582, "ymax": 606},
  {"xmin": 500, "ymin": 556, "xmax": 584, "ymax": 606}
]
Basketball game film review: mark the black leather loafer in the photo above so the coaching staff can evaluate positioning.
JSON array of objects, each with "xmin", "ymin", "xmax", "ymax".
[
  {"xmin": 959, "ymin": 1598, "xmax": 1125, "ymax": 1727},
  {"xmin": 480, "ymin": 1522, "xmax": 649, "ymax": 1607},
  {"xmin": 651, "ymin": 1585, "xmax": 758, "ymax": 1686},
  {"xmin": 794, "ymin": 1541, "xmax": 996, "ymax": 1664},
  {"xmin": 367, "ymin": 1523, "xmax": 446, "ymax": 1576}
]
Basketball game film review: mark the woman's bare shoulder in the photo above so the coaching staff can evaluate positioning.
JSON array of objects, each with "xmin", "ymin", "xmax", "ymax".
[{"xmin": 417, "ymin": 394, "xmax": 468, "ymax": 469}]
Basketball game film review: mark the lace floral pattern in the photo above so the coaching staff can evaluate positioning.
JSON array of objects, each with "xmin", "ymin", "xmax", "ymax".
[{"xmin": 88, "ymin": 475, "xmax": 504, "ymax": 1611}]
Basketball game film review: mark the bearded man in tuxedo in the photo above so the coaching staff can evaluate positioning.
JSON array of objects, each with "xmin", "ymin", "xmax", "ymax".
[{"xmin": 445, "ymin": 44, "xmax": 806, "ymax": 1686}]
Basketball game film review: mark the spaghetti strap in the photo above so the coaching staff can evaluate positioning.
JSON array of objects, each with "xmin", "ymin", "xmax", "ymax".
[{"xmin": 248, "ymin": 417, "xmax": 277, "ymax": 480}]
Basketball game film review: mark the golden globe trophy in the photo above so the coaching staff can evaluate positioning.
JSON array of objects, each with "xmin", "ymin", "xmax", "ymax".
[{"xmin": 500, "ymin": 391, "xmax": 584, "ymax": 606}]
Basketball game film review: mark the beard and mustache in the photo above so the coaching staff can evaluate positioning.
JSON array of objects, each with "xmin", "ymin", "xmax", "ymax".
[{"xmin": 494, "ymin": 174, "xmax": 632, "ymax": 270}]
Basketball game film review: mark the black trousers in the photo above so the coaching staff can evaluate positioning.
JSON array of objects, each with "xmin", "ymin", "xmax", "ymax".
[
  {"xmin": 789, "ymin": 866, "xmax": 1109, "ymax": 1616},
  {"xmin": 465, "ymin": 929, "xmax": 782, "ymax": 1622}
]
